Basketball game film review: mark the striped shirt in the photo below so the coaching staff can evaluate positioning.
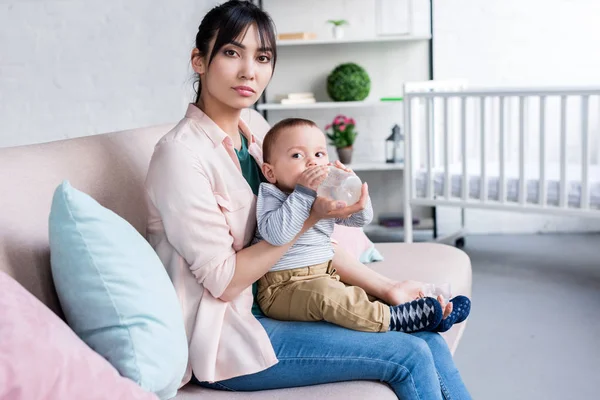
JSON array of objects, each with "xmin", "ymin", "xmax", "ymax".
[{"xmin": 253, "ymin": 183, "xmax": 374, "ymax": 271}]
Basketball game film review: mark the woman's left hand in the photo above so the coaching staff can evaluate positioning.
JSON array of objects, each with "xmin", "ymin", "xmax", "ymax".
[{"xmin": 383, "ymin": 280, "xmax": 426, "ymax": 305}]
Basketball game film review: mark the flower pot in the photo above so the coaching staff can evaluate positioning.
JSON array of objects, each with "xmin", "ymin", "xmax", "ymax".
[
  {"xmin": 336, "ymin": 146, "xmax": 353, "ymax": 164},
  {"xmin": 333, "ymin": 25, "xmax": 344, "ymax": 39}
]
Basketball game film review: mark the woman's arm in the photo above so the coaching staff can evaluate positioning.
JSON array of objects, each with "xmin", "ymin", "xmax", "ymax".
[
  {"xmin": 148, "ymin": 141, "xmax": 326, "ymax": 303},
  {"xmin": 220, "ymin": 214, "xmax": 316, "ymax": 301}
]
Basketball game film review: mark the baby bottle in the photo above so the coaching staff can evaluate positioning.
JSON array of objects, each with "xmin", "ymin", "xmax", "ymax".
[
  {"xmin": 317, "ymin": 166, "xmax": 363, "ymax": 206},
  {"xmin": 422, "ymin": 283, "xmax": 452, "ymax": 300}
]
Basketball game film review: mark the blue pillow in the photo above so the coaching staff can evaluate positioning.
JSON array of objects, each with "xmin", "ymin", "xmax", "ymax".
[
  {"xmin": 49, "ymin": 181, "xmax": 188, "ymax": 400},
  {"xmin": 360, "ymin": 243, "xmax": 384, "ymax": 264}
]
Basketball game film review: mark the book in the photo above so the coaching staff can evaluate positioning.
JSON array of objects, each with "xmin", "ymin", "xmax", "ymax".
[
  {"xmin": 275, "ymin": 92, "xmax": 315, "ymax": 101},
  {"xmin": 280, "ymin": 98, "xmax": 316, "ymax": 105},
  {"xmin": 287, "ymin": 92, "xmax": 315, "ymax": 100},
  {"xmin": 277, "ymin": 32, "xmax": 317, "ymax": 41}
]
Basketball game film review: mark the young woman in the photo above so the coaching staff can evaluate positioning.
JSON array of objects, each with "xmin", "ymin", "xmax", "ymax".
[{"xmin": 145, "ymin": 1, "xmax": 471, "ymax": 398}]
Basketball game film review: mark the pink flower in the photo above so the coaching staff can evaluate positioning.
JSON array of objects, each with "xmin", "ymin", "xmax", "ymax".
[
  {"xmin": 338, "ymin": 124, "xmax": 346, "ymax": 132},
  {"xmin": 333, "ymin": 116, "xmax": 343, "ymax": 125},
  {"xmin": 348, "ymin": 118, "xmax": 356, "ymax": 125}
]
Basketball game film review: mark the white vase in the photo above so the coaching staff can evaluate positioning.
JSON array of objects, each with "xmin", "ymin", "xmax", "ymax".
[{"xmin": 332, "ymin": 25, "xmax": 344, "ymax": 39}]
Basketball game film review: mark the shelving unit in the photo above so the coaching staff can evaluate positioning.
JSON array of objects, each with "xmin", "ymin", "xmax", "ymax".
[
  {"xmin": 347, "ymin": 162, "xmax": 403, "ymax": 172},
  {"xmin": 255, "ymin": 0, "xmax": 437, "ymax": 243},
  {"xmin": 257, "ymin": 100, "xmax": 402, "ymax": 111},
  {"xmin": 276, "ymin": 34, "xmax": 431, "ymax": 47},
  {"xmin": 363, "ymin": 219, "xmax": 435, "ymax": 243}
]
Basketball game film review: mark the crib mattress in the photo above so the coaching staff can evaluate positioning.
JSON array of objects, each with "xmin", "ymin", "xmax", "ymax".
[{"xmin": 416, "ymin": 161, "xmax": 600, "ymax": 209}]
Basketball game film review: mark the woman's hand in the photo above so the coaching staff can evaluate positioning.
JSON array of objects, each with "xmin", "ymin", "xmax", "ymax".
[{"xmin": 383, "ymin": 280, "xmax": 426, "ymax": 305}]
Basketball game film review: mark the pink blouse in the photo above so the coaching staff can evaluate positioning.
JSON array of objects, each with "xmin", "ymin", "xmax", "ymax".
[{"xmin": 144, "ymin": 104, "xmax": 277, "ymax": 385}]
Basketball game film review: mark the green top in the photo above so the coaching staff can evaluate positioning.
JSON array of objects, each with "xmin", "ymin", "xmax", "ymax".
[{"xmin": 234, "ymin": 133, "xmax": 266, "ymax": 317}]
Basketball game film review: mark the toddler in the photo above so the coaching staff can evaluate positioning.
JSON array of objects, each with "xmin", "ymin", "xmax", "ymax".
[{"xmin": 253, "ymin": 118, "xmax": 470, "ymax": 333}]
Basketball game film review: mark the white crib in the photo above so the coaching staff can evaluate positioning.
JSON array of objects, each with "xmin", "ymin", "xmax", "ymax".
[{"xmin": 402, "ymin": 81, "xmax": 600, "ymax": 245}]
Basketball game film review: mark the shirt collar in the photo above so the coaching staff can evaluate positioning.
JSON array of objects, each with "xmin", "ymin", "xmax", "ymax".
[{"xmin": 184, "ymin": 104, "xmax": 262, "ymax": 154}]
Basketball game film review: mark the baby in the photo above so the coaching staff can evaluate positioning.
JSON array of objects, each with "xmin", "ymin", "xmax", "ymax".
[{"xmin": 253, "ymin": 118, "xmax": 470, "ymax": 333}]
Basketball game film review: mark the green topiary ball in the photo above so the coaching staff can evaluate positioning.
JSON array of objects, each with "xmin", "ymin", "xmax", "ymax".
[{"xmin": 327, "ymin": 63, "xmax": 371, "ymax": 102}]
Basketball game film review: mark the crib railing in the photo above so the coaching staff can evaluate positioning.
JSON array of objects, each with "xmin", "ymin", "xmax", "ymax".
[{"xmin": 402, "ymin": 84, "xmax": 600, "ymax": 243}]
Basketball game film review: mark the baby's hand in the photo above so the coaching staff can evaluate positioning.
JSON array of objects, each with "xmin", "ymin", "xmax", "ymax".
[
  {"xmin": 384, "ymin": 280, "xmax": 426, "ymax": 305},
  {"xmin": 310, "ymin": 196, "xmax": 346, "ymax": 221},
  {"xmin": 296, "ymin": 165, "xmax": 328, "ymax": 191},
  {"xmin": 330, "ymin": 160, "xmax": 356, "ymax": 175}
]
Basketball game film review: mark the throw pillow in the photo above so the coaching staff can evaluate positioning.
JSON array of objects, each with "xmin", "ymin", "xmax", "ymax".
[
  {"xmin": 331, "ymin": 225, "xmax": 384, "ymax": 263},
  {"xmin": 48, "ymin": 181, "xmax": 188, "ymax": 400},
  {"xmin": 0, "ymin": 271, "xmax": 158, "ymax": 400}
]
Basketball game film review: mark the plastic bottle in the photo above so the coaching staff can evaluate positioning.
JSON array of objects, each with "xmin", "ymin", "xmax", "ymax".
[
  {"xmin": 421, "ymin": 283, "xmax": 452, "ymax": 300},
  {"xmin": 317, "ymin": 166, "xmax": 363, "ymax": 206}
]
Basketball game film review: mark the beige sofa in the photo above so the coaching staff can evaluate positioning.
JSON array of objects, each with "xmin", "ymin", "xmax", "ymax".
[{"xmin": 0, "ymin": 109, "xmax": 472, "ymax": 399}]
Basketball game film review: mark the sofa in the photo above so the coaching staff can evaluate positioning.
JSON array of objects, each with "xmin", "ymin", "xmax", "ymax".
[{"xmin": 0, "ymin": 108, "xmax": 472, "ymax": 399}]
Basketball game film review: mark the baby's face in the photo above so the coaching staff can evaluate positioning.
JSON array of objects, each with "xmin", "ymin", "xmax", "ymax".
[{"xmin": 265, "ymin": 125, "xmax": 330, "ymax": 192}]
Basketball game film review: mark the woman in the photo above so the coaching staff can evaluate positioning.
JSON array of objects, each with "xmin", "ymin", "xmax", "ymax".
[{"xmin": 145, "ymin": 1, "xmax": 471, "ymax": 399}]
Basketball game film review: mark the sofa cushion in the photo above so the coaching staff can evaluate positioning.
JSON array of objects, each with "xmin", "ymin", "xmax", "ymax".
[
  {"xmin": 48, "ymin": 181, "xmax": 188, "ymax": 400},
  {"xmin": 331, "ymin": 225, "xmax": 384, "ymax": 263},
  {"xmin": 0, "ymin": 271, "xmax": 159, "ymax": 400}
]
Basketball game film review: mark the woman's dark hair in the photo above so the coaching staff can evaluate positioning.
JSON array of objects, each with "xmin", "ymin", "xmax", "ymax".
[{"xmin": 193, "ymin": 0, "xmax": 277, "ymax": 103}]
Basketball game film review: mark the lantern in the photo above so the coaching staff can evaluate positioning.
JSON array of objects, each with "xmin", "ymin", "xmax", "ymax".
[{"xmin": 385, "ymin": 124, "xmax": 404, "ymax": 164}]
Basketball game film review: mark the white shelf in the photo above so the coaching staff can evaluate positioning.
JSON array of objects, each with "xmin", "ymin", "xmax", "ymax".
[
  {"xmin": 257, "ymin": 100, "xmax": 402, "ymax": 111},
  {"xmin": 347, "ymin": 162, "xmax": 404, "ymax": 172},
  {"xmin": 364, "ymin": 218, "xmax": 435, "ymax": 235},
  {"xmin": 363, "ymin": 221, "xmax": 435, "ymax": 243},
  {"xmin": 277, "ymin": 34, "xmax": 431, "ymax": 47}
]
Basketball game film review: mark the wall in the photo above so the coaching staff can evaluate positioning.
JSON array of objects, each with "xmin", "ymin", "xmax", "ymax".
[
  {"xmin": 0, "ymin": 0, "xmax": 218, "ymax": 148},
  {"xmin": 434, "ymin": 0, "xmax": 600, "ymax": 233},
  {"xmin": 3, "ymin": 0, "xmax": 598, "ymax": 233}
]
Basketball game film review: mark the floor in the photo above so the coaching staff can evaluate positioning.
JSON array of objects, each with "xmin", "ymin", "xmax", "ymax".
[{"xmin": 453, "ymin": 234, "xmax": 600, "ymax": 400}]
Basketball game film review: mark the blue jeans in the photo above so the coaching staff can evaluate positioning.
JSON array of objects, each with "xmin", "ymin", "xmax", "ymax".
[{"xmin": 197, "ymin": 316, "xmax": 471, "ymax": 399}]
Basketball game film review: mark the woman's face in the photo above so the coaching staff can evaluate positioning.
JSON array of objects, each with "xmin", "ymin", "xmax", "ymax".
[{"xmin": 195, "ymin": 24, "xmax": 274, "ymax": 110}]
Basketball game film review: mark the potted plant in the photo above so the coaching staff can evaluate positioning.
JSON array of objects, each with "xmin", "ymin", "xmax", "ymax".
[
  {"xmin": 327, "ymin": 63, "xmax": 371, "ymax": 102},
  {"xmin": 327, "ymin": 19, "xmax": 348, "ymax": 39},
  {"xmin": 325, "ymin": 115, "xmax": 358, "ymax": 164}
]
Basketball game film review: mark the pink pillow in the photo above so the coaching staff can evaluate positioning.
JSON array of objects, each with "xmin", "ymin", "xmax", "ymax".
[
  {"xmin": 331, "ymin": 225, "xmax": 382, "ymax": 263},
  {"xmin": 0, "ymin": 271, "xmax": 159, "ymax": 400}
]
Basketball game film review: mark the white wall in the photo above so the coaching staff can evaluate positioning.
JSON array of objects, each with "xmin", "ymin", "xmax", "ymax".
[
  {"xmin": 2, "ymin": 0, "xmax": 598, "ymax": 233},
  {"xmin": 434, "ymin": 0, "xmax": 600, "ymax": 233},
  {"xmin": 434, "ymin": 0, "xmax": 600, "ymax": 87},
  {"xmin": 0, "ymin": 0, "xmax": 218, "ymax": 148}
]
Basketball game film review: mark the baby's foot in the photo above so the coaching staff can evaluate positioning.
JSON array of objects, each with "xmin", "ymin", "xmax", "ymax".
[
  {"xmin": 437, "ymin": 295, "xmax": 454, "ymax": 320},
  {"xmin": 434, "ymin": 296, "xmax": 471, "ymax": 333},
  {"xmin": 389, "ymin": 297, "xmax": 443, "ymax": 332}
]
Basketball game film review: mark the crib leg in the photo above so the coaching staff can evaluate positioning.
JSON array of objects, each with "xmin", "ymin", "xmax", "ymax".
[
  {"xmin": 403, "ymin": 204, "xmax": 413, "ymax": 244},
  {"xmin": 432, "ymin": 207, "xmax": 438, "ymax": 239},
  {"xmin": 455, "ymin": 208, "xmax": 466, "ymax": 248}
]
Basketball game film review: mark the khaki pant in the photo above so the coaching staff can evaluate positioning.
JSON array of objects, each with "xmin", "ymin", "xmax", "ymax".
[{"xmin": 257, "ymin": 261, "xmax": 391, "ymax": 333}]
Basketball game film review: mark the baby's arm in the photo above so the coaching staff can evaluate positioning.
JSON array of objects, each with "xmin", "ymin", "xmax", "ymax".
[
  {"xmin": 334, "ymin": 196, "xmax": 374, "ymax": 227},
  {"xmin": 257, "ymin": 183, "xmax": 316, "ymax": 246}
]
